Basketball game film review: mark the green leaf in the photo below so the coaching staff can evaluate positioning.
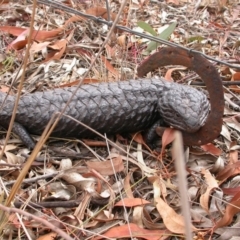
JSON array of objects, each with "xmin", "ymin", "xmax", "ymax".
[
  {"xmin": 187, "ymin": 36, "xmax": 204, "ymax": 43},
  {"xmin": 158, "ymin": 22, "xmax": 177, "ymax": 40},
  {"xmin": 137, "ymin": 21, "xmax": 157, "ymax": 36},
  {"xmin": 145, "ymin": 22, "xmax": 177, "ymax": 53}
]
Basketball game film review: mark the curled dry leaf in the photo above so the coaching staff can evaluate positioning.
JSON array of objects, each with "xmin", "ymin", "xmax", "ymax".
[
  {"xmin": 142, "ymin": 205, "xmax": 165, "ymax": 229},
  {"xmin": 160, "ymin": 128, "xmax": 176, "ymax": 158},
  {"xmin": 132, "ymin": 132, "xmax": 152, "ymax": 152},
  {"xmin": 47, "ymin": 187, "xmax": 73, "ymax": 201},
  {"xmin": 155, "ymin": 197, "xmax": 198, "ymax": 234},
  {"xmin": 149, "ymin": 176, "xmax": 168, "ymax": 200},
  {"xmin": 200, "ymin": 169, "xmax": 219, "ymax": 213},
  {"xmin": 164, "ymin": 67, "xmax": 186, "ymax": 82},
  {"xmin": 117, "ymin": 35, "xmax": 127, "ymax": 48},
  {"xmin": 216, "ymin": 161, "xmax": 240, "ymax": 182},
  {"xmin": 94, "ymin": 210, "xmax": 114, "ymax": 221},
  {"xmin": 30, "ymin": 41, "xmax": 51, "ymax": 59},
  {"xmin": 61, "ymin": 172, "xmax": 96, "ymax": 191},
  {"xmin": 4, "ymin": 151, "xmax": 24, "ymax": 164},
  {"xmin": 100, "ymin": 55, "xmax": 119, "ymax": 77},
  {"xmin": 46, "ymin": 30, "xmax": 74, "ymax": 61},
  {"xmin": 45, "ymin": 182, "xmax": 76, "ymax": 201},
  {"xmin": 133, "ymin": 206, "xmax": 144, "ymax": 228},
  {"xmin": 214, "ymin": 191, "xmax": 240, "ymax": 231},
  {"xmin": 123, "ymin": 173, "xmax": 134, "ymax": 198},
  {"xmin": 59, "ymin": 161, "xmax": 96, "ymax": 192},
  {"xmin": 1, "ymin": 144, "xmax": 23, "ymax": 164},
  {"xmin": 7, "ymin": 28, "xmax": 29, "ymax": 50}
]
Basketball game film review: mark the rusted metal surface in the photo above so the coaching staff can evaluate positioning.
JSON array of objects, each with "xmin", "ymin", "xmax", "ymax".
[{"xmin": 137, "ymin": 47, "xmax": 224, "ymax": 145}]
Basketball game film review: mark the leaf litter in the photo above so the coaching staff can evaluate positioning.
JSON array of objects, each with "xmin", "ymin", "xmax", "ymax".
[{"xmin": 0, "ymin": 0, "xmax": 240, "ymax": 239}]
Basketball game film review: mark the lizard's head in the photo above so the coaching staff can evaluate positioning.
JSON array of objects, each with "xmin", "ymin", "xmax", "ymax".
[{"xmin": 158, "ymin": 82, "xmax": 210, "ymax": 133}]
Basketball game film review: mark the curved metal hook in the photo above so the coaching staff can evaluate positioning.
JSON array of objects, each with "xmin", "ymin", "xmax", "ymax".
[{"xmin": 137, "ymin": 47, "xmax": 224, "ymax": 145}]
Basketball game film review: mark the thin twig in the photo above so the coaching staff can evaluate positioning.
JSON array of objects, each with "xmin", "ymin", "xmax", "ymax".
[
  {"xmin": 4, "ymin": 172, "xmax": 59, "ymax": 186},
  {"xmin": 0, "ymin": 204, "xmax": 74, "ymax": 240},
  {"xmin": 190, "ymin": 80, "xmax": 240, "ymax": 86},
  {"xmin": 172, "ymin": 131, "xmax": 193, "ymax": 240}
]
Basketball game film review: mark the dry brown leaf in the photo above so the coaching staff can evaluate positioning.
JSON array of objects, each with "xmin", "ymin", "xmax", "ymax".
[
  {"xmin": 200, "ymin": 169, "xmax": 219, "ymax": 213},
  {"xmin": 166, "ymin": 0, "xmax": 180, "ymax": 5},
  {"xmin": 142, "ymin": 205, "xmax": 165, "ymax": 229},
  {"xmin": 132, "ymin": 132, "xmax": 152, "ymax": 152},
  {"xmin": 229, "ymin": 72, "xmax": 240, "ymax": 92},
  {"xmin": 155, "ymin": 197, "xmax": 198, "ymax": 234},
  {"xmin": 7, "ymin": 28, "xmax": 29, "ymax": 50},
  {"xmin": 75, "ymin": 47, "xmax": 93, "ymax": 59},
  {"xmin": 228, "ymin": 149, "xmax": 238, "ymax": 164},
  {"xmin": 30, "ymin": 41, "xmax": 51, "ymax": 54},
  {"xmin": 101, "ymin": 55, "xmax": 119, "ymax": 77},
  {"xmin": 115, "ymin": 198, "xmax": 150, "ymax": 207},
  {"xmin": 219, "ymin": 0, "xmax": 228, "ymax": 7},
  {"xmin": 63, "ymin": 15, "xmax": 85, "ymax": 27},
  {"xmin": 86, "ymin": 7, "xmax": 117, "ymax": 22},
  {"xmin": 0, "ymin": 85, "xmax": 11, "ymax": 93},
  {"xmin": 47, "ymin": 30, "xmax": 73, "ymax": 61},
  {"xmin": 37, "ymin": 232, "xmax": 57, "ymax": 240},
  {"xmin": 124, "ymin": 173, "xmax": 134, "ymax": 198},
  {"xmin": 8, "ymin": 213, "xmax": 21, "ymax": 229},
  {"xmin": 160, "ymin": 128, "xmax": 176, "ymax": 158},
  {"xmin": 108, "ymin": 153, "xmax": 156, "ymax": 176},
  {"xmin": 86, "ymin": 156, "xmax": 124, "ymax": 175},
  {"xmin": 222, "ymin": 186, "xmax": 240, "ymax": 196},
  {"xmin": 60, "ymin": 165, "xmax": 96, "ymax": 191},
  {"xmin": 94, "ymin": 210, "xmax": 114, "ymax": 221},
  {"xmin": 224, "ymin": 117, "xmax": 240, "ymax": 133},
  {"xmin": 105, "ymin": 44, "xmax": 116, "ymax": 59},
  {"xmin": 82, "ymin": 139, "xmax": 107, "ymax": 147},
  {"xmin": 92, "ymin": 223, "xmax": 169, "ymax": 240},
  {"xmin": 133, "ymin": 206, "xmax": 144, "ymax": 227},
  {"xmin": 216, "ymin": 161, "xmax": 240, "ymax": 182},
  {"xmin": 214, "ymin": 191, "xmax": 240, "ymax": 231},
  {"xmin": 164, "ymin": 67, "xmax": 186, "ymax": 81},
  {"xmin": 201, "ymin": 143, "xmax": 222, "ymax": 156},
  {"xmin": 0, "ymin": 0, "xmax": 9, "ymax": 4},
  {"xmin": 132, "ymin": 132, "xmax": 144, "ymax": 144},
  {"xmin": 0, "ymin": 26, "xmax": 64, "ymax": 42},
  {"xmin": 149, "ymin": 176, "xmax": 168, "ymax": 200},
  {"xmin": 117, "ymin": 35, "xmax": 127, "ymax": 48},
  {"xmin": 5, "ymin": 151, "xmax": 24, "ymax": 164}
]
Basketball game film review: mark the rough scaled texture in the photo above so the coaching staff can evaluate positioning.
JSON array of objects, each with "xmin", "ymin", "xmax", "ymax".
[{"xmin": 0, "ymin": 78, "xmax": 210, "ymax": 140}]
